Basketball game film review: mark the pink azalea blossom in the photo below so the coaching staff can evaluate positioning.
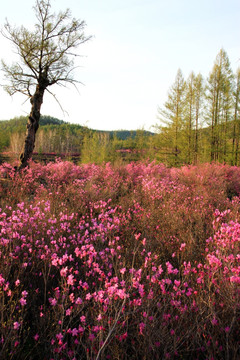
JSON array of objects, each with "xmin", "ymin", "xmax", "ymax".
[
  {"xmin": 71, "ymin": 328, "xmax": 78, "ymax": 336},
  {"xmin": 49, "ymin": 297, "xmax": 57, "ymax": 306},
  {"xmin": 89, "ymin": 333, "xmax": 95, "ymax": 341},
  {"xmin": 34, "ymin": 334, "xmax": 39, "ymax": 341},
  {"xmin": 13, "ymin": 322, "xmax": 20, "ymax": 330},
  {"xmin": 20, "ymin": 298, "xmax": 27, "ymax": 306},
  {"xmin": 67, "ymin": 274, "xmax": 75, "ymax": 286},
  {"xmin": 139, "ymin": 322, "xmax": 145, "ymax": 335},
  {"xmin": 80, "ymin": 316, "xmax": 86, "ymax": 323}
]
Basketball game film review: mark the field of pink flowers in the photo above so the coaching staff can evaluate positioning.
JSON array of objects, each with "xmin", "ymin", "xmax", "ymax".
[{"xmin": 0, "ymin": 160, "xmax": 239, "ymax": 360}]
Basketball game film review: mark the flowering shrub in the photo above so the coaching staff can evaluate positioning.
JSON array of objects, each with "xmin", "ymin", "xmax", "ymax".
[{"xmin": 0, "ymin": 161, "xmax": 239, "ymax": 359}]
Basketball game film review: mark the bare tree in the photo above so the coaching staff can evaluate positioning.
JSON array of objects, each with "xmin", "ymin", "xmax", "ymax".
[{"xmin": 1, "ymin": 0, "xmax": 92, "ymax": 169}]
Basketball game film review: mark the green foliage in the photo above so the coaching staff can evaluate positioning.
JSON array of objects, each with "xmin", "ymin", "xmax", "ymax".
[
  {"xmin": 0, "ymin": 115, "xmax": 70, "ymax": 152},
  {"xmin": 157, "ymin": 49, "xmax": 240, "ymax": 166},
  {"xmin": 0, "ymin": 116, "xmax": 155, "ymax": 164}
]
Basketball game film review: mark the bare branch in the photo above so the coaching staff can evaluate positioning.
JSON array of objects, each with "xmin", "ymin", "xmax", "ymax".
[
  {"xmin": 1, "ymin": 0, "xmax": 92, "ymax": 94},
  {"xmin": 45, "ymin": 87, "xmax": 69, "ymax": 116},
  {"xmin": 1, "ymin": 0, "xmax": 92, "ymax": 169}
]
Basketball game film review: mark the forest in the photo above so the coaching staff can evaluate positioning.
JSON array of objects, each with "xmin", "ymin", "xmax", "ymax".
[{"xmin": 0, "ymin": 48, "xmax": 239, "ymax": 167}]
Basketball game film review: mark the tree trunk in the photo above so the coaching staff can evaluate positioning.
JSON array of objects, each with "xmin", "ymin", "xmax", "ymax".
[{"xmin": 19, "ymin": 86, "xmax": 44, "ymax": 170}]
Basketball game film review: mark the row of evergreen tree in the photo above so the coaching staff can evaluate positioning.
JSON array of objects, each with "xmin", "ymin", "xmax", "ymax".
[{"xmin": 157, "ymin": 48, "xmax": 240, "ymax": 166}]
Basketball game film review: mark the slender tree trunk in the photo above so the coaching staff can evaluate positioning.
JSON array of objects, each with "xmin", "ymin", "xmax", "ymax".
[
  {"xmin": 235, "ymin": 135, "xmax": 239, "ymax": 165},
  {"xmin": 194, "ymin": 106, "xmax": 199, "ymax": 164},
  {"xmin": 188, "ymin": 101, "xmax": 192, "ymax": 164},
  {"xmin": 211, "ymin": 106, "xmax": 215, "ymax": 162},
  {"xmin": 19, "ymin": 85, "xmax": 45, "ymax": 169},
  {"xmin": 232, "ymin": 82, "xmax": 240, "ymax": 165}
]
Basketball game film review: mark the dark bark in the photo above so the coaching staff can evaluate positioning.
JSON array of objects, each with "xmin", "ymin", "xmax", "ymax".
[{"xmin": 19, "ymin": 85, "xmax": 45, "ymax": 170}]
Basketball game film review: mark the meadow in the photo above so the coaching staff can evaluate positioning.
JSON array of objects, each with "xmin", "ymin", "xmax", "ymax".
[{"xmin": 0, "ymin": 160, "xmax": 239, "ymax": 359}]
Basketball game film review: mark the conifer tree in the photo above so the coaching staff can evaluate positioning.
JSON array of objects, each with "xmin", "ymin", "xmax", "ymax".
[
  {"xmin": 157, "ymin": 69, "xmax": 186, "ymax": 166},
  {"xmin": 206, "ymin": 49, "xmax": 233, "ymax": 161},
  {"xmin": 185, "ymin": 72, "xmax": 195, "ymax": 164},
  {"xmin": 232, "ymin": 68, "xmax": 240, "ymax": 165},
  {"xmin": 193, "ymin": 73, "xmax": 205, "ymax": 163}
]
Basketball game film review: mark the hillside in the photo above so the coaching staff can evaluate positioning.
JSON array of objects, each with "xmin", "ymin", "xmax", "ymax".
[
  {"xmin": 0, "ymin": 116, "xmax": 155, "ymax": 164},
  {"xmin": 0, "ymin": 116, "xmax": 154, "ymax": 151}
]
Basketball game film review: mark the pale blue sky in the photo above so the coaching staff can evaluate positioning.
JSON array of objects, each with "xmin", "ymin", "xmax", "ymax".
[{"xmin": 0, "ymin": 0, "xmax": 240, "ymax": 131}]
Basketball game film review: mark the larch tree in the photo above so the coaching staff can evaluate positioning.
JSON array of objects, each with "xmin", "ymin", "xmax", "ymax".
[
  {"xmin": 193, "ymin": 73, "xmax": 205, "ymax": 163},
  {"xmin": 185, "ymin": 72, "xmax": 195, "ymax": 164},
  {"xmin": 157, "ymin": 69, "xmax": 186, "ymax": 166},
  {"xmin": 185, "ymin": 72, "xmax": 205, "ymax": 164},
  {"xmin": 206, "ymin": 49, "xmax": 233, "ymax": 162},
  {"xmin": 1, "ymin": 0, "xmax": 92, "ymax": 169},
  {"xmin": 232, "ymin": 68, "xmax": 240, "ymax": 165}
]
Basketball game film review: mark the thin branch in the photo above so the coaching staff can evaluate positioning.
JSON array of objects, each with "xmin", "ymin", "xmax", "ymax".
[{"xmin": 45, "ymin": 87, "xmax": 69, "ymax": 116}]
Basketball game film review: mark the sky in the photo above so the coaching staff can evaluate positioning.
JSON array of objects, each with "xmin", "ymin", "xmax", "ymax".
[{"xmin": 0, "ymin": 0, "xmax": 240, "ymax": 131}]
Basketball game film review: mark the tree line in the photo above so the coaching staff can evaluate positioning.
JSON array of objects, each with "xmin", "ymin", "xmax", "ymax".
[{"xmin": 157, "ymin": 48, "xmax": 240, "ymax": 166}]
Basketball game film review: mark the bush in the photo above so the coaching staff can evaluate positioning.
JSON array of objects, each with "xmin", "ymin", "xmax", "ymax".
[{"xmin": 0, "ymin": 161, "xmax": 239, "ymax": 359}]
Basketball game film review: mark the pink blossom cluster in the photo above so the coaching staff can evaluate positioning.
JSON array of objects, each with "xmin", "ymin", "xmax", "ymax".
[{"xmin": 0, "ymin": 160, "xmax": 239, "ymax": 359}]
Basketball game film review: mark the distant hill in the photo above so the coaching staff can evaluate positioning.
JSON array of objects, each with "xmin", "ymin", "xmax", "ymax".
[
  {"xmin": 0, "ymin": 115, "xmax": 154, "ymax": 151},
  {"xmin": 97, "ymin": 129, "xmax": 154, "ymax": 141},
  {"xmin": 0, "ymin": 115, "xmax": 154, "ymax": 155}
]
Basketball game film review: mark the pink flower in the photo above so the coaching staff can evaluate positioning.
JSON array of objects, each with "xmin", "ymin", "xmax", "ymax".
[
  {"xmin": 67, "ymin": 274, "xmax": 75, "ymax": 286},
  {"xmin": 34, "ymin": 334, "xmax": 39, "ymax": 341},
  {"xmin": 69, "ymin": 293, "xmax": 75, "ymax": 303},
  {"xmin": 78, "ymin": 326, "xmax": 84, "ymax": 334},
  {"xmin": 56, "ymin": 333, "xmax": 63, "ymax": 341},
  {"xmin": 86, "ymin": 293, "xmax": 92, "ymax": 300},
  {"xmin": 174, "ymin": 280, "xmax": 181, "ymax": 287},
  {"xmin": 180, "ymin": 243, "xmax": 186, "ymax": 251},
  {"xmin": 230, "ymin": 276, "xmax": 240, "ymax": 284},
  {"xmin": 49, "ymin": 297, "xmax": 57, "ymax": 306},
  {"xmin": 89, "ymin": 333, "xmax": 95, "ymax": 341},
  {"xmin": 211, "ymin": 318, "xmax": 218, "ymax": 326},
  {"xmin": 166, "ymin": 261, "xmax": 174, "ymax": 274},
  {"xmin": 66, "ymin": 309, "xmax": 71, "ymax": 316},
  {"xmin": 80, "ymin": 316, "xmax": 86, "ymax": 323},
  {"xmin": 0, "ymin": 275, "xmax": 5, "ymax": 286},
  {"xmin": 139, "ymin": 322, "xmax": 145, "ymax": 335},
  {"xmin": 120, "ymin": 268, "xmax": 126, "ymax": 274},
  {"xmin": 13, "ymin": 322, "xmax": 20, "ymax": 330},
  {"xmin": 60, "ymin": 266, "xmax": 68, "ymax": 277},
  {"xmin": 20, "ymin": 298, "xmax": 27, "ymax": 306},
  {"xmin": 15, "ymin": 279, "xmax": 20, "ymax": 286},
  {"xmin": 97, "ymin": 314, "xmax": 102, "ymax": 321},
  {"xmin": 75, "ymin": 297, "xmax": 83, "ymax": 305},
  {"xmin": 72, "ymin": 328, "xmax": 78, "ymax": 336}
]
